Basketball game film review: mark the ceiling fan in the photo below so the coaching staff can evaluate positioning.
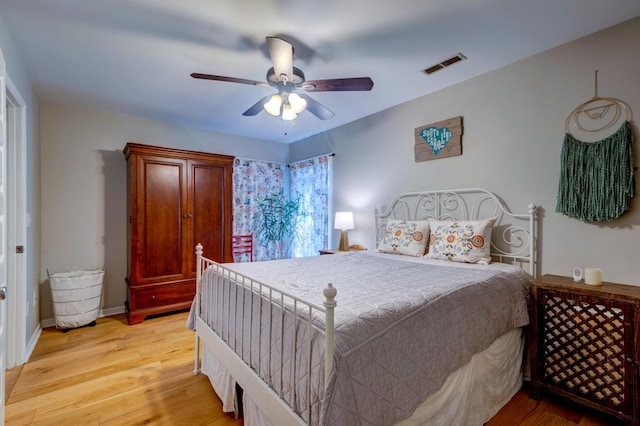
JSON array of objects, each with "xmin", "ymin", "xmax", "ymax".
[{"xmin": 191, "ymin": 36, "xmax": 374, "ymax": 121}]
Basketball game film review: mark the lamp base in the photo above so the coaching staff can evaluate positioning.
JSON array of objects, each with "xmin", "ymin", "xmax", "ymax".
[{"xmin": 338, "ymin": 230, "xmax": 350, "ymax": 251}]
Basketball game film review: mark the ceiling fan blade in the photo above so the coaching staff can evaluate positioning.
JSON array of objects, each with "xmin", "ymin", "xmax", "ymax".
[
  {"xmin": 191, "ymin": 73, "xmax": 267, "ymax": 87},
  {"xmin": 299, "ymin": 94, "xmax": 334, "ymax": 120},
  {"xmin": 266, "ymin": 36, "xmax": 293, "ymax": 82},
  {"xmin": 302, "ymin": 77, "xmax": 374, "ymax": 92},
  {"xmin": 242, "ymin": 95, "xmax": 271, "ymax": 116}
]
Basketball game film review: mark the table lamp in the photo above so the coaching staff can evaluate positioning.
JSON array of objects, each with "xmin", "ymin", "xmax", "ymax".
[{"xmin": 334, "ymin": 211, "xmax": 354, "ymax": 251}]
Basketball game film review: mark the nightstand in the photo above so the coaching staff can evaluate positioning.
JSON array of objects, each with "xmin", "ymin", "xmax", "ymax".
[
  {"xmin": 319, "ymin": 249, "xmax": 348, "ymax": 255},
  {"xmin": 319, "ymin": 247, "xmax": 366, "ymax": 255},
  {"xmin": 319, "ymin": 249, "xmax": 337, "ymax": 255},
  {"xmin": 529, "ymin": 274, "xmax": 640, "ymax": 425}
]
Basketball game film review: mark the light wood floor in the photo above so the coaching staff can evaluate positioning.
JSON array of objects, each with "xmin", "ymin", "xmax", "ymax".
[
  {"xmin": 5, "ymin": 311, "xmax": 242, "ymax": 425},
  {"xmin": 5, "ymin": 311, "xmax": 623, "ymax": 425}
]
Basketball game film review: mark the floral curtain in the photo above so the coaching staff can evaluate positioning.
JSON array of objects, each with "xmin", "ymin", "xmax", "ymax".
[
  {"xmin": 289, "ymin": 154, "xmax": 333, "ymax": 257},
  {"xmin": 232, "ymin": 158, "xmax": 286, "ymax": 261}
]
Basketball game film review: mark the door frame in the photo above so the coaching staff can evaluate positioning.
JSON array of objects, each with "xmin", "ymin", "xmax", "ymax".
[{"xmin": 5, "ymin": 75, "xmax": 28, "ymax": 369}]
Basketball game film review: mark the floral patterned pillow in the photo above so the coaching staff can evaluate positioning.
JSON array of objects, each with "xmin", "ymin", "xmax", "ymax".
[
  {"xmin": 377, "ymin": 220, "xmax": 430, "ymax": 256},
  {"xmin": 426, "ymin": 218, "xmax": 496, "ymax": 264}
]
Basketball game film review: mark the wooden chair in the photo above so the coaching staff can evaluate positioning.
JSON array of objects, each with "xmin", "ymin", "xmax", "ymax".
[{"xmin": 232, "ymin": 234, "xmax": 253, "ymax": 262}]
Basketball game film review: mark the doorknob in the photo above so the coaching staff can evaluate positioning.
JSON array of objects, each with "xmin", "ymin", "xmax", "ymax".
[{"xmin": 0, "ymin": 286, "xmax": 6, "ymax": 301}]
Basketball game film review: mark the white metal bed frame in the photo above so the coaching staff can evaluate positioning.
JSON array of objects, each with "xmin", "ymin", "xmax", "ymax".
[
  {"xmin": 193, "ymin": 247, "xmax": 334, "ymax": 426},
  {"xmin": 193, "ymin": 188, "xmax": 537, "ymax": 425}
]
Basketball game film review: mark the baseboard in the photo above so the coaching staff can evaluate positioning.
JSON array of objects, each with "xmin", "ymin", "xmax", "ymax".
[
  {"xmin": 101, "ymin": 305, "xmax": 126, "ymax": 317},
  {"xmin": 40, "ymin": 305, "xmax": 126, "ymax": 329},
  {"xmin": 40, "ymin": 317, "xmax": 56, "ymax": 329},
  {"xmin": 24, "ymin": 324, "xmax": 42, "ymax": 363}
]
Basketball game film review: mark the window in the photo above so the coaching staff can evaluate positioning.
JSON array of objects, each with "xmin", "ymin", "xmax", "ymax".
[
  {"xmin": 232, "ymin": 154, "xmax": 332, "ymax": 260},
  {"xmin": 289, "ymin": 155, "xmax": 333, "ymax": 257}
]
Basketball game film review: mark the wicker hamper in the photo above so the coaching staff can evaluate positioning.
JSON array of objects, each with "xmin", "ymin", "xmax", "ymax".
[{"xmin": 48, "ymin": 269, "xmax": 105, "ymax": 332}]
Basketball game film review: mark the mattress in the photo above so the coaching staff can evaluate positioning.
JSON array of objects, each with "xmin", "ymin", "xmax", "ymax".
[{"xmin": 191, "ymin": 251, "xmax": 531, "ymax": 425}]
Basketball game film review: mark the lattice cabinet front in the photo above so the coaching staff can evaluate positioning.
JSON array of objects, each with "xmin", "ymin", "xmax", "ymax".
[{"xmin": 530, "ymin": 275, "xmax": 640, "ymax": 425}]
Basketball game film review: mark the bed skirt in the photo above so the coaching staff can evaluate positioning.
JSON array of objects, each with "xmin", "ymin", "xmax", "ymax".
[{"xmin": 202, "ymin": 327, "xmax": 524, "ymax": 425}]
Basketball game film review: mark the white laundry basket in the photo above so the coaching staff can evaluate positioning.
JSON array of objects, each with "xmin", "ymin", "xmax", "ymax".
[{"xmin": 48, "ymin": 269, "xmax": 105, "ymax": 332}]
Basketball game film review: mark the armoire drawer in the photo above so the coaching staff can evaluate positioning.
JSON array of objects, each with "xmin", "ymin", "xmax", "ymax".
[{"xmin": 132, "ymin": 282, "xmax": 195, "ymax": 309}]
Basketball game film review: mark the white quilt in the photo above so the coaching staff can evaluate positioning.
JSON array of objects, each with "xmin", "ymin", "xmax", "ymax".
[{"xmin": 191, "ymin": 251, "xmax": 531, "ymax": 425}]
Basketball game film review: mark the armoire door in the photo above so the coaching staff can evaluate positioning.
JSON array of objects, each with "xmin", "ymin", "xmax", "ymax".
[
  {"xmin": 132, "ymin": 155, "xmax": 187, "ymax": 285},
  {"xmin": 187, "ymin": 159, "xmax": 233, "ymax": 277}
]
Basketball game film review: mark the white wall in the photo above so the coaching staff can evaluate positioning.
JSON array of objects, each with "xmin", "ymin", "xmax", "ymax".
[
  {"xmin": 291, "ymin": 17, "xmax": 640, "ymax": 285},
  {"xmin": 40, "ymin": 101, "xmax": 289, "ymax": 320}
]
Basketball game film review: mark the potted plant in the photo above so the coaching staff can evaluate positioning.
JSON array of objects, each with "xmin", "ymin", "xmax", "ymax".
[{"xmin": 253, "ymin": 192, "xmax": 306, "ymax": 259}]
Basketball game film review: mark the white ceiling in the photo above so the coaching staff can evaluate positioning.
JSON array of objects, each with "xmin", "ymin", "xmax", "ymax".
[{"xmin": 2, "ymin": 0, "xmax": 639, "ymax": 143}]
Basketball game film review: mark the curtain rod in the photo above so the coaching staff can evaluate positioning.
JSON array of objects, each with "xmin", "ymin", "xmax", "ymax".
[
  {"xmin": 288, "ymin": 152, "xmax": 335, "ymax": 166},
  {"xmin": 234, "ymin": 153, "xmax": 335, "ymax": 167},
  {"xmin": 234, "ymin": 156, "xmax": 285, "ymax": 166}
]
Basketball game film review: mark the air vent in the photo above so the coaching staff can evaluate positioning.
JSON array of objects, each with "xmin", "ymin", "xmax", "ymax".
[{"xmin": 422, "ymin": 53, "xmax": 467, "ymax": 75}]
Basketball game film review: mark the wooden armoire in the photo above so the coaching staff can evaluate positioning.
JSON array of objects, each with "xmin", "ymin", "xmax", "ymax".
[{"xmin": 124, "ymin": 143, "xmax": 234, "ymax": 324}]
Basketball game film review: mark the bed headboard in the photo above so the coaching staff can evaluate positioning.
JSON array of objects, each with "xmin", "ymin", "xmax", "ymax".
[{"xmin": 374, "ymin": 188, "xmax": 537, "ymax": 276}]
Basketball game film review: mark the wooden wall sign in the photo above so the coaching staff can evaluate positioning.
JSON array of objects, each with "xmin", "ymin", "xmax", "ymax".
[{"xmin": 414, "ymin": 116, "xmax": 463, "ymax": 162}]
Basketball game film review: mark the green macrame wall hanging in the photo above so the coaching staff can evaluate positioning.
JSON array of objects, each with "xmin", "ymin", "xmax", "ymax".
[{"xmin": 556, "ymin": 71, "xmax": 635, "ymax": 222}]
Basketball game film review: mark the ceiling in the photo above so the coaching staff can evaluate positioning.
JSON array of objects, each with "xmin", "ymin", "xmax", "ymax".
[{"xmin": 1, "ymin": 1, "xmax": 639, "ymax": 143}]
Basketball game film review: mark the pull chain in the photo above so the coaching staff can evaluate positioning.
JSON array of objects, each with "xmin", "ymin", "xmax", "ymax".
[{"xmin": 283, "ymin": 118, "xmax": 296, "ymax": 136}]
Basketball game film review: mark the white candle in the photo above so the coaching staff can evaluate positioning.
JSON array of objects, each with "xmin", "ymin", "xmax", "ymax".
[{"xmin": 584, "ymin": 267, "xmax": 602, "ymax": 285}]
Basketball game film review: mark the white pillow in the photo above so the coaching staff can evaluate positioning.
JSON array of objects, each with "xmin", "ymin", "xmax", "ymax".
[
  {"xmin": 377, "ymin": 220, "xmax": 430, "ymax": 256},
  {"xmin": 426, "ymin": 218, "xmax": 495, "ymax": 264}
]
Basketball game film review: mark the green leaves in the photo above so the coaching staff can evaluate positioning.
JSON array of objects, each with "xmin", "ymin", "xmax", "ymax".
[{"xmin": 253, "ymin": 192, "xmax": 306, "ymax": 254}]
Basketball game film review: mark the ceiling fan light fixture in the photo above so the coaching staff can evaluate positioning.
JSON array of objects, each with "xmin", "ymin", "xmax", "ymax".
[
  {"xmin": 281, "ymin": 104, "xmax": 297, "ymax": 121},
  {"xmin": 192, "ymin": 36, "xmax": 372, "ymax": 122},
  {"xmin": 288, "ymin": 92, "xmax": 307, "ymax": 114},
  {"xmin": 264, "ymin": 94, "xmax": 282, "ymax": 116}
]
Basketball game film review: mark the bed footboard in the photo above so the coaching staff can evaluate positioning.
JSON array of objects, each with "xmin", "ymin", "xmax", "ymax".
[{"xmin": 193, "ymin": 243, "xmax": 336, "ymax": 425}]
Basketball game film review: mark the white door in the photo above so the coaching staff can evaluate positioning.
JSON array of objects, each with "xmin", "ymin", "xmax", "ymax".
[{"xmin": 0, "ymin": 45, "xmax": 8, "ymax": 423}]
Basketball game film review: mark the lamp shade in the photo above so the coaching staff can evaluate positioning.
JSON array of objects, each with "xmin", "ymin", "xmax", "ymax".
[
  {"xmin": 334, "ymin": 211, "xmax": 354, "ymax": 230},
  {"xmin": 264, "ymin": 94, "xmax": 282, "ymax": 116},
  {"xmin": 288, "ymin": 92, "xmax": 307, "ymax": 113},
  {"xmin": 281, "ymin": 103, "xmax": 297, "ymax": 121}
]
